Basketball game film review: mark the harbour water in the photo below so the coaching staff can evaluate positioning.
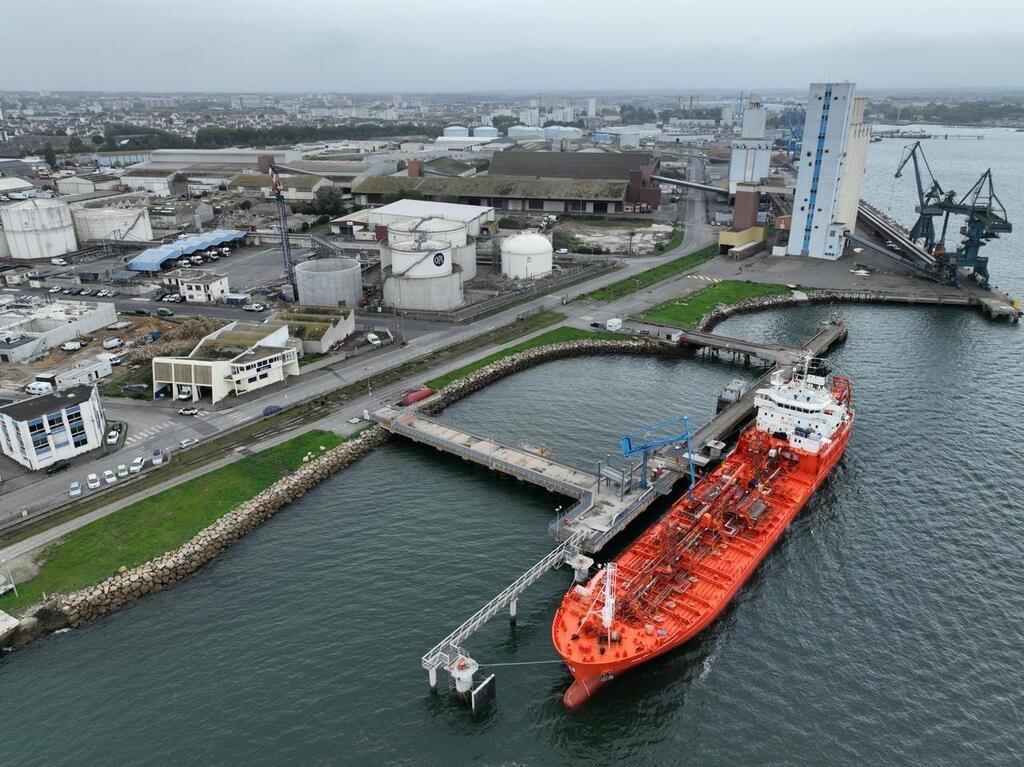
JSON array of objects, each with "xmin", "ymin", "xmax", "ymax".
[{"xmin": 2, "ymin": 130, "xmax": 1023, "ymax": 766}]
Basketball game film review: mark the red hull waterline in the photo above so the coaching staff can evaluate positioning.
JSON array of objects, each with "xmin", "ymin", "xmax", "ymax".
[{"xmin": 553, "ymin": 363, "xmax": 854, "ymax": 708}]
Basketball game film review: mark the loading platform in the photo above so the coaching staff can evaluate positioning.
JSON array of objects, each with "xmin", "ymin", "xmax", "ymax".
[{"xmin": 407, "ymin": 321, "xmax": 848, "ymax": 708}]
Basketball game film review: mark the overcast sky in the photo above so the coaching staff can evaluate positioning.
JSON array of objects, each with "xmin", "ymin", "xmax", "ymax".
[{"xmin": 7, "ymin": 0, "xmax": 1023, "ymax": 92}]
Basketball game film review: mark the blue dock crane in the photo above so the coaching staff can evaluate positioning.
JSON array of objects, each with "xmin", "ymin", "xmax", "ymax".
[{"xmin": 621, "ymin": 416, "xmax": 697, "ymax": 496}]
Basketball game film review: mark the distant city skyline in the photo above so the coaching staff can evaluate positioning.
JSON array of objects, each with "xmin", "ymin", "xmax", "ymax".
[{"xmin": 8, "ymin": 0, "xmax": 1024, "ymax": 92}]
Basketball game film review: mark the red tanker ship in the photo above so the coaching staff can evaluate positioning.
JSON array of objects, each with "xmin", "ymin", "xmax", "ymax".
[{"xmin": 552, "ymin": 358, "xmax": 854, "ymax": 708}]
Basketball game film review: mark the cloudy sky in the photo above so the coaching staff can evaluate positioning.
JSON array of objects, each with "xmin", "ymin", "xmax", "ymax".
[{"xmin": 7, "ymin": 0, "xmax": 1023, "ymax": 92}]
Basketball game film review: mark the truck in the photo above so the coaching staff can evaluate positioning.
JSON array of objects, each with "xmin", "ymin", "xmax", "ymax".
[
  {"xmin": 223, "ymin": 293, "xmax": 251, "ymax": 307},
  {"xmin": 605, "ymin": 318, "xmax": 623, "ymax": 332}
]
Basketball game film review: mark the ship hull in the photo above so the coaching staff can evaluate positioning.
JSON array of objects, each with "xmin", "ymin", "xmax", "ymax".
[{"xmin": 554, "ymin": 414, "xmax": 852, "ymax": 708}]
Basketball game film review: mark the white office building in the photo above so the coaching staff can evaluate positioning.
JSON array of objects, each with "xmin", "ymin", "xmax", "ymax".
[
  {"xmin": 835, "ymin": 97, "xmax": 870, "ymax": 228},
  {"xmin": 787, "ymin": 82, "xmax": 856, "ymax": 260},
  {"xmin": 0, "ymin": 384, "xmax": 106, "ymax": 471}
]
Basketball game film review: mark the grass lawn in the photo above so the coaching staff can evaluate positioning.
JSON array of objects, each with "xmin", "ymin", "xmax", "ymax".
[
  {"xmin": 633, "ymin": 280, "xmax": 792, "ymax": 329},
  {"xmin": 559, "ymin": 216, "xmax": 655, "ymax": 228},
  {"xmin": 99, "ymin": 364, "xmax": 152, "ymax": 400},
  {"xmin": 583, "ymin": 245, "xmax": 716, "ymax": 301},
  {"xmin": 658, "ymin": 227, "xmax": 684, "ymax": 253},
  {"xmin": 425, "ymin": 325, "xmax": 622, "ymax": 390},
  {"xmin": 0, "ymin": 429, "xmax": 343, "ymax": 616}
]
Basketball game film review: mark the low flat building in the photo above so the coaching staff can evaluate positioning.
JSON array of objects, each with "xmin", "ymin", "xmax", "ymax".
[
  {"xmin": 271, "ymin": 305, "xmax": 355, "ymax": 354},
  {"xmin": 0, "ymin": 299, "xmax": 118, "ymax": 363},
  {"xmin": 118, "ymin": 164, "xmax": 179, "ymax": 197},
  {"xmin": 56, "ymin": 173, "xmax": 121, "ymax": 196},
  {"xmin": 151, "ymin": 321, "xmax": 300, "ymax": 404},
  {"xmin": 352, "ymin": 176, "xmax": 630, "ymax": 215},
  {"xmin": 0, "ymin": 177, "xmax": 37, "ymax": 197},
  {"xmin": 163, "ymin": 268, "xmax": 230, "ymax": 303},
  {"xmin": 0, "ymin": 384, "xmax": 106, "ymax": 471},
  {"xmin": 228, "ymin": 173, "xmax": 329, "ymax": 202}
]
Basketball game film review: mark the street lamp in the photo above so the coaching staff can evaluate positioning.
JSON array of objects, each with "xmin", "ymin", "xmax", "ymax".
[
  {"xmin": 634, "ymin": 278, "xmax": 640, "ymax": 301},
  {"xmin": 364, "ymin": 366, "xmax": 371, "ymax": 398}
]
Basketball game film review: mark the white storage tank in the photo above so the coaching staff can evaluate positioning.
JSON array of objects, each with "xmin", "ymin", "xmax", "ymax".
[
  {"xmin": 443, "ymin": 125, "xmax": 469, "ymax": 137},
  {"xmin": 294, "ymin": 257, "xmax": 362, "ymax": 307},
  {"xmin": 501, "ymin": 232, "xmax": 553, "ymax": 280},
  {"xmin": 508, "ymin": 126, "xmax": 545, "ymax": 140},
  {"xmin": 387, "ymin": 217, "xmax": 476, "ymax": 281},
  {"xmin": 72, "ymin": 207, "xmax": 154, "ymax": 242},
  {"xmin": 472, "ymin": 125, "xmax": 499, "ymax": 138},
  {"xmin": 0, "ymin": 198, "xmax": 77, "ymax": 260},
  {"xmin": 390, "ymin": 239, "xmax": 453, "ymax": 278}
]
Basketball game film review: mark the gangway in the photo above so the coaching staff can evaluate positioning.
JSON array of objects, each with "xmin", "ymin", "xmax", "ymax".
[{"xmin": 421, "ymin": 531, "xmax": 593, "ymax": 712}]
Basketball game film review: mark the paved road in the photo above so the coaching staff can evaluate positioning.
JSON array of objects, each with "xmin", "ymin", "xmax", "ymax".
[{"xmin": 0, "ymin": 169, "xmax": 720, "ymax": 547}]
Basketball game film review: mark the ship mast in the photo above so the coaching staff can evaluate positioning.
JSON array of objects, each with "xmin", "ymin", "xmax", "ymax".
[{"xmin": 601, "ymin": 564, "xmax": 617, "ymax": 632}]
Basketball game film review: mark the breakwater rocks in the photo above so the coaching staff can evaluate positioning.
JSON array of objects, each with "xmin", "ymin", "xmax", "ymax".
[
  {"xmin": 696, "ymin": 289, "xmax": 872, "ymax": 332},
  {"xmin": 4, "ymin": 337, "xmax": 670, "ymax": 647},
  {"xmin": 2, "ymin": 426, "xmax": 390, "ymax": 647},
  {"xmin": 424, "ymin": 338, "xmax": 673, "ymax": 415}
]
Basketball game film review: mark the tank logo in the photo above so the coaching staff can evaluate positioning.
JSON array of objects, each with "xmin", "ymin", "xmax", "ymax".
[{"xmin": 432, "ymin": 252, "xmax": 445, "ymax": 266}]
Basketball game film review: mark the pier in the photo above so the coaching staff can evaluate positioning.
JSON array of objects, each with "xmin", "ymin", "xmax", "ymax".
[{"xmin": 386, "ymin": 322, "xmax": 849, "ymax": 707}]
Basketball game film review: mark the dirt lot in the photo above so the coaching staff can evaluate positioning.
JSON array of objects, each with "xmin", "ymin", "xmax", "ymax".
[
  {"xmin": 1, "ymin": 317, "xmax": 181, "ymax": 389},
  {"xmin": 553, "ymin": 220, "xmax": 675, "ymax": 255}
]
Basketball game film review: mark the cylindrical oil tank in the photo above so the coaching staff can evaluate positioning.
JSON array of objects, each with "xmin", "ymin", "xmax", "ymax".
[
  {"xmin": 501, "ymin": 233, "xmax": 553, "ymax": 280},
  {"xmin": 388, "ymin": 217, "xmax": 467, "ymax": 248},
  {"xmin": 472, "ymin": 126, "xmax": 499, "ymax": 138},
  {"xmin": 72, "ymin": 207, "xmax": 154, "ymax": 242},
  {"xmin": 390, "ymin": 239, "xmax": 453, "ymax": 278},
  {"xmin": 384, "ymin": 271, "xmax": 463, "ymax": 311},
  {"xmin": 0, "ymin": 199, "xmax": 77, "ymax": 260},
  {"xmin": 508, "ymin": 126, "xmax": 545, "ymax": 139},
  {"xmin": 443, "ymin": 125, "xmax": 469, "ymax": 137},
  {"xmin": 294, "ymin": 257, "xmax": 362, "ymax": 307}
]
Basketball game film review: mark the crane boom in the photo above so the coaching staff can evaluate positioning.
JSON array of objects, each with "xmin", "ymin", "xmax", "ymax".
[{"xmin": 269, "ymin": 165, "xmax": 296, "ymax": 299}]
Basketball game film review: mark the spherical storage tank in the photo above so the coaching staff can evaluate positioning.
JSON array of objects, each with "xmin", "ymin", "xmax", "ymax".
[
  {"xmin": 472, "ymin": 125, "xmax": 499, "ymax": 138},
  {"xmin": 443, "ymin": 125, "xmax": 469, "ymax": 137},
  {"xmin": 501, "ymin": 233, "xmax": 553, "ymax": 280},
  {"xmin": 294, "ymin": 257, "xmax": 362, "ymax": 308},
  {"xmin": 0, "ymin": 199, "xmax": 77, "ymax": 260}
]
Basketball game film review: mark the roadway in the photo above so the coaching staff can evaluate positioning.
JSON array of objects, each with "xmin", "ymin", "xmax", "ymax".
[{"xmin": 0, "ymin": 158, "xmax": 719, "ymax": 547}]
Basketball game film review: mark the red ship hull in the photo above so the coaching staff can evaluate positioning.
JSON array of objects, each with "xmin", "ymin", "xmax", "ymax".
[{"xmin": 553, "ymin": 379, "xmax": 853, "ymax": 708}]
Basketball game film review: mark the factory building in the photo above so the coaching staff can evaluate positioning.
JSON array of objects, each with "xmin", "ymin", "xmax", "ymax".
[
  {"xmin": 353, "ymin": 176, "xmax": 631, "ymax": 215},
  {"xmin": 274, "ymin": 160, "xmax": 397, "ymax": 195},
  {"xmin": 488, "ymin": 150, "xmax": 661, "ymax": 209},
  {"xmin": 56, "ymin": 173, "xmax": 121, "ymax": 196},
  {"xmin": 501, "ymin": 233, "xmax": 553, "ymax": 280},
  {"xmin": 0, "ymin": 198, "xmax": 78, "ymax": 260},
  {"xmin": 728, "ymin": 93, "xmax": 772, "ymax": 194},
  {"xmin": 0, "ymin": 384, "xmax": 106, "ymax": 472},
  {"xmin": 146, "ymin": 148, "xmax": 301, "ymax": 166},
  {"xmin": 118, "ymin": 165, "xmax": 178, "ymax": 197},
  {"xmin": 152, "ymin": 321, "xmax": 301, "ymax": 404},
  {"xmin": 0, "ymin": 177, "xmax": 37, "ymax": 198},
  {"xmin": 835, "ymin": 97, "xmax": 870, "ymax": 228},
  {"xmin": 294, "ymin": 258, "xmax": 362, "ymax": 308},
  {"xmin": 228, "ymin": 173, "xmax": 330, "ymax": 202},
  {"xmin": 787, "ymin": 82, "xmax": 857, "ymax": 260},
  {"xmin": 408, "ymin": 158, "xmax": 477, "ymax": 178},
  {"xmin": 0, "ymin": 299, "xmax": 118, "ymax": 362}
]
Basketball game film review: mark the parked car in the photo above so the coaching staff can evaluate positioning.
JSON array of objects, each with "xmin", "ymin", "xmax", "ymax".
[
  {"xmin": 243, "ymin": 303, "xmax": 266, "ymax": 312},
  {"xmin": 366, "ymin": 332, "xmax": 382, "ymax": 347},
  {"xmin": 103, "ymin": 469, "xmax": 117, "ymax": 484},
  {"xmin": 48, "ymin": 285, "xmax": 62, "ymax": 293},
  {"xmin": 60, "ymin": 340, "xmax": 83, "ymax": 352},
  {"xmin": 106, "ymin": 289, "xmax": 119, "ymax": 297},
  {"xmin": 106, "ymin": 428, "xmax": 120, "ymax": 445},
  {"xmin": 178, "ymin": 438, "xmax": 198, "ymax": 449},
  {"xmin": 262, "ymin": 404, "xmax": 282, "ymax": 417},
  {"xmin": 46, "ymin": 459, "xmax": 71, "ymax": 475},
  {"xmin": 178, "ymin": 407, "xmax": 199, "ymax": 416},
  {"xmin": 156, "ymin": 307, "xmax": 175, "ymax": 317},
  {"xmin": 132, "ymin": 308, "xmax": 150, "ymax": 316},
  {"xmin": 69, "ymin": 481, "xmax": 82, "ymax": 498},
  {"xmin": 79, "ymin": 288, "xmax": 94, "ymax": 296},
  {"xmin": 95, "ymin": 289, "xmax": 109, "ymax": 298},
  {"xmin": 102, "ymin": 337, "xmax": 123, "ymax": 350},
  {"xmin": 50, "ymin": 257, "xmax": 69, "ymax": 266},
  {"xmin": 129, "ymin": 456, "xmax": 146, "ymax": 474},
  {"xmin": 177, "ymin": 386, "xmax": 192, "ymax": 401},
  {"xmin": 61, "ymin": 287, "xmax": 74, "ymax": 295},
  {"xmin": 170, "ymin": 295, "xmax": 184, "ymax": 303},
  {"xmin": 555, "ymin": 248, "xmax": 569, "ymax": 255},
  {"xmin": 87, "ymin": 473, "xmax": 101, "ymax": 489},
  {"xmin": 151, "ymin": 449, "xmax": 165, "ymax": 466}
]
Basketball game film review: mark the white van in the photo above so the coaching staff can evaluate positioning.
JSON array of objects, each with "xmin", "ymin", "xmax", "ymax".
[
  {"xmin": 177, "ymin": 385, "xmax": 192, "ymax": 401},
  {"xmin": 25, "ymin": 381, "xmax": 55, "ymax": 396},
  {"xmin": 605, "ymin": 318, "xmax": 623, "ymax": 332},
  {"xmin": 102, "ymin": 337, "xmax": 123, "ymax": 350},
  {"xmin": 97, "ymin": 352, "xmax": 122, "ymax": 366},
  {"xmin": 60, "ymin": 340, "xmax": 83, "ymax": 351},
  {"xmin": 366, "ymin": 332, "xmax": 382, "ymax": 347}
]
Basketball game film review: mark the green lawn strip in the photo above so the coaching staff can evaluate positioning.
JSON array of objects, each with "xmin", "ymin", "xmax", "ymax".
[
  {"xmin": 425, "ymin": 326, "xmax": 621, "ymax": 390},
  {"xmin": 633, "ymin": 280, "xmax": 792, "ymax": 330},
  {"xmin": 0, "ymin": 429, "xmax": 343, "ymax": 616},
  {"xmin": 559, "ymin": 216, "xmax": 655, "ymax": 228},
  {"xmin": 584, "ymin": 245, "xmax": 716, "ymax": 301},
  {"xmin": 658, "ymin": 227, "xmax": 684, "ymax": 252}
]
